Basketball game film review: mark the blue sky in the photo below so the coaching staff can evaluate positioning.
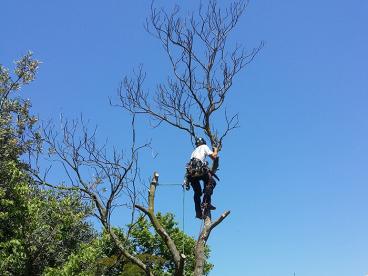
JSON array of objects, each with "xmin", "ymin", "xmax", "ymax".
[{"xmin": 1, "ymin": 0, "xmax": 368, "ymax": 275}]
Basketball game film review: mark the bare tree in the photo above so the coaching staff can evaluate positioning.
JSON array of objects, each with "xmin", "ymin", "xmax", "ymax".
[
  {"xmin": 118, "ymin": 0, "xmax": 262, "ymax": 149},
  {"xmin": 116, "ymin": 1, "xmax": 262, "ymax": 275},
  {"xmin": 37, "ymin": 116, "xmax": 215, "ymax": 275},
  {"xmin": 35, "ymin": 116, "xmax": 157, "ymax": 275}
]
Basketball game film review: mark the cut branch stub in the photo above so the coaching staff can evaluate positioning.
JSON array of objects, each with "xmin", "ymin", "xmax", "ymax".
[
  {"xmin": 135, "ymin": 171, "xmax": 185, "ymax": 276},
  {"xmin": 149, "ymin": 171, "xmax": 159, "ymax": 212}
]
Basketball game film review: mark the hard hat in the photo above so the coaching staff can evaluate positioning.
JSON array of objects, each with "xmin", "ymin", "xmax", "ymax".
[{"xmin": 195, "ymin": 137, "xmax": 206, "ymax": 147}]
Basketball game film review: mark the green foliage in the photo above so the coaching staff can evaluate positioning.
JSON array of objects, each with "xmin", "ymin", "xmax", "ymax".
[
  {"xmin": 0, "ymin": 52, "xmax": 41, "ymax": 275},
  {"xmin": 43, "ymin": 240, "xmax": 103, "ymax": 276},
  {"xmin": 43, "ymin": 231, "xmax": 128, "ymax": 276},
  {"xmin": 129, "ymin": 213, "xmax": 213, "ymax": 276},
  {"xmin": 45, "ymin": 213, "xmax": 213, "ymax": 275},
  {"xmin": 0, "ymin": 166, "xmax": 95, "ymax": 275},
  {"xmin": 0, "ymin": 54, "xmax": 95, "ymax": 275},
  {"xmin": 0, "ymin": 51, "xmax": 41, "ymax": 162}
]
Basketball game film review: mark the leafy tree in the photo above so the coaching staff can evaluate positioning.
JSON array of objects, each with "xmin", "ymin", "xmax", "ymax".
[
  {"xmin": 44, "ymin": 213, "xmax": 212, "ymax": 276},
  {"xmin": 0, "ymin": 51, "xmax": 41, "ymax": 274},
  {"xmin": 1, "ymin": 52, "xmax": 41, "ymax": 241},
  {"xmin": 0, "ymin": 181, "xmax": 95, "ymax": 275},
  {"xmin": 128, "ymin": 213, "xmax": 213, "ymax": 276},
  {"xmin": 0, "ymin": 53, "xmax": 95, "ymax": 275},
  {"xmin": 0, "ymin": 51, "xmax": 40, "ymax": 162}
]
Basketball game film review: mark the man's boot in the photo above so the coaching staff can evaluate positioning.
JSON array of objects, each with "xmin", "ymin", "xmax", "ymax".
[
  {"xmin": 208, "ymin": 203, "xmax": 216, "ymax": 210},
  {"xmin": 182, "ymin": 176, "xmax": 190, "ymax": 191},
  {"xmin": 201, "ymin": 202, "xmax": 216, "ymax": 211}
]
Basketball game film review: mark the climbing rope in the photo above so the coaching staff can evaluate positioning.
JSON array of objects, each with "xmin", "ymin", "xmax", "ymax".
[{"xmin": 182, "ymin": 185, "xmax": 185, "ymax": 253}]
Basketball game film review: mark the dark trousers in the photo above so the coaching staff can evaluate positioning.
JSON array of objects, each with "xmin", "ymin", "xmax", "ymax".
[{"xmin": 189, "ymin": 173, "xmax": 216, "ymax": 216}]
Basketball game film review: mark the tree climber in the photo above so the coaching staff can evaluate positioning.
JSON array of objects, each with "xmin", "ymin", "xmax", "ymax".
[{"xmin": 183, "ymin": 137, "xmax": 219, "ymax": 219}]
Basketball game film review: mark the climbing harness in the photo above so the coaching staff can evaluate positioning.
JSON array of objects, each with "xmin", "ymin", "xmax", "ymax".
[
  {"xmin": 182, "ymin": 184, "xmax": 185, "ymax": 253},
  {"xmin": 186, "ymin": 158, "xmax": 209, "ymax": 178}
]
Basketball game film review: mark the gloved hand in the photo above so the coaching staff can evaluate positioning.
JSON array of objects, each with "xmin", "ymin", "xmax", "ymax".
[{"xmin": 182, "ymin": 179, "xmax": 190, "ymax": 191}]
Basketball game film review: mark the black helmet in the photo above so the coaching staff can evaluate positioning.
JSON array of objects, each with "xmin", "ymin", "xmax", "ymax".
[{"xmin": 195, "ymin": 137, "xmax": 206, "ymax": 147}]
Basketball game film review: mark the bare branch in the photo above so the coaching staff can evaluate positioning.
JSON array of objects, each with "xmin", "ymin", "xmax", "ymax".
[
  {"xmin": 38, "ymin": 114, "xmax": 151, "ymax": 273},
  {"xmin": 118, "ymin": 0, "xmax": 262, "ymax": 150}
]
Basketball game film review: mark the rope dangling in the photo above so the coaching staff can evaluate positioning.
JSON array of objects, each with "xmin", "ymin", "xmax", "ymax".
[{"xmin": 182, "ymin": 185, "xmax": 185, "ymax": 253}]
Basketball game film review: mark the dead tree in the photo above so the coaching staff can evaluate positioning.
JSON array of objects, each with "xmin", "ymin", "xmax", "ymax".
[
  {"xmin": 118, "ymin": 0, "xmax": 262, "ymax": 149},
  {"xmin": 118, "ymin": 1, "xmax": 261, "ymax": 275},
  {"xmin": 36, "ymin": 1, "xmax": 261, "ymax": 275},
  {"xmin": 35, "ymin": 116, "xmax": 156, "ymax": 275},
  {"xmin": 38, "ymin": 117, "xmax": 215, "ymax": 275}
]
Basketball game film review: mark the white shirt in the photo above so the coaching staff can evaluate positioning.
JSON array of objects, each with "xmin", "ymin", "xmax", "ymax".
[{"xmin": 190, "ymin": 144, "xmax": 213, "ymax": 162}]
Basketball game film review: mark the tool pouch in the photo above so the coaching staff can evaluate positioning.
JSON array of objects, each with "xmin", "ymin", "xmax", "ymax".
[{"xmin": 186, "ymin": 158, "xmax": 209, "ymax": 178}]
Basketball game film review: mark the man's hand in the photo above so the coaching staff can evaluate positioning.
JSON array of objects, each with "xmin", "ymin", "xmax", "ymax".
[
  {"xmin": 183, "ymin": 179, "xmax": 190, "ymax": 191},
  {"xmin": 210, "ymin": 147, "xmax": 218, "ymax": 160}
]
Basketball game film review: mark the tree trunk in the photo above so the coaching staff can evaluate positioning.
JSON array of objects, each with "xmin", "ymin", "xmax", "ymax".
[
  {"xmin": 137, "ymin": 172, "xmax": 230, "ymax": 276},
  {"xmin": 194, "ymin": 211, "xmax": 230, "ymax": 276}
]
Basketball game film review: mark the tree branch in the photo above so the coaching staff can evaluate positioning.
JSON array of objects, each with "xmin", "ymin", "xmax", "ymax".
[{"xmin": 135, "ymin": 172, "xmax": 186, "ymax": 276}]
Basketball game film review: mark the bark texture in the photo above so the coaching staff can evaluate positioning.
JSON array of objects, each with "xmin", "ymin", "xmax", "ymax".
[{"xmin": 194, "ymin": 211, "xmax": 231, "ymax": 276}]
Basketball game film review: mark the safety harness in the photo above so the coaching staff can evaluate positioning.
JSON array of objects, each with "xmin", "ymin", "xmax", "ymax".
[
  {"xmin": 186, "ymin": 158, "xmax": 220, "ymax": 182},
  {"xmin": 186, "ymin": 158, "xmax": 209, "ymax": 178}
]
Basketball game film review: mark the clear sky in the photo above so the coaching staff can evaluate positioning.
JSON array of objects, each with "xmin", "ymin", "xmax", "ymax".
[{"xmin": 1, "ymin": 0, "xmax": 368, "ymax": 275}]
